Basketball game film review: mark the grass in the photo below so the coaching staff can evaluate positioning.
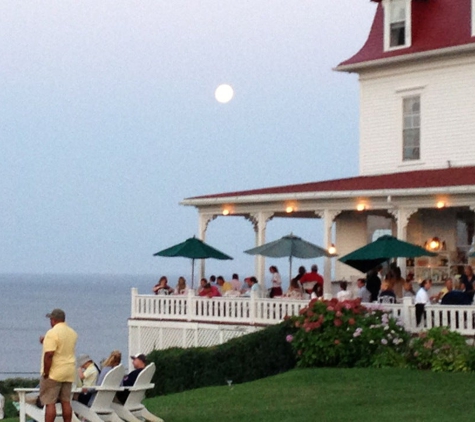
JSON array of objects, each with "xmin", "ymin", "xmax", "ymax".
[
  {"xmin": 144, "ymin": 367, "xmax": 475, "ymax": 422},
  {"xmin": 5, "ymin": 367, "xmax": 475, "ymax": 422}
]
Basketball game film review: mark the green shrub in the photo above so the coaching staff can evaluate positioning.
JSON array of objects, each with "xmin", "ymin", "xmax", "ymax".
[
  {"xmin": 409, "ymin": 327, "xmax": 472, "ymax": 372},
  {"xmin": 147, "ymin": 321, "xmax": 296, "ymax": 397},
  {"xmin": 288, "ymin": 299, "xmax": 410, "ymax": 368},
  {"xmin": 0, "ymin": 377, "xmax": 39, "ymax": 418}
]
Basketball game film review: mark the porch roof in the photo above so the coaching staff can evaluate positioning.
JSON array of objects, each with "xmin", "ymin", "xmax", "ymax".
[{"xmin": 182, "ymin": 166, "xmax": 475, "ymax": 206}]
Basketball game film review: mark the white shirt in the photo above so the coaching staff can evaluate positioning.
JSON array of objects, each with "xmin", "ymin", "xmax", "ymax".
[
  {"xmin": 271, "ymin": 272, "xmax": 282, "ymax": 288},
  {"xmin": 337, "ymin": 290, "xmax": 351, "ymax": 301},
  {"xmin": 415, "ymin": 287, "xmax": 430, "ymax": 305}
]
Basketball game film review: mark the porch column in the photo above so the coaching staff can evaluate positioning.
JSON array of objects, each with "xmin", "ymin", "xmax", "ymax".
[
  {"xmin": 198, "ymin": 212, "xmax": 217, "ymax": 279},
  {"xmin": 316, "ymin": 209, "xmax": 341, "ymax": 298},
  {"xmin": 247, "ymin": 212, "xmax": 274, "ymax": 287},
  {"xmin": 389, "ymin": 207, "xmax": 417, "ymax": 276}
]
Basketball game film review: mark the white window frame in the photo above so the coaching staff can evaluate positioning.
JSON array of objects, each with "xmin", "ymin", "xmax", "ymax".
[
  {"xmin": 401, "ymin": 95, "xmax": 421, "ymax": 162},
  {"xmin": 382, "ymin": 0, "xmax": 412, "ymax": 51}
]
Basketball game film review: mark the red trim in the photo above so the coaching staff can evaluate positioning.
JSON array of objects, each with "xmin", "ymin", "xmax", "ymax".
[
  {"xmin": 339, "ymin": 0, "xmax": 475, "ymax": 68},
  {"xmin": 188, "ymin": 166, "xmax": 475, "ymax": 200}
]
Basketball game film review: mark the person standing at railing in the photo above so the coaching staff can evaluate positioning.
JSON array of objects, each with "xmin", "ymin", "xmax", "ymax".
[
  {"xmin": 415, "ymin": 279, "xmax": 432, "ymax": 326},
  {"xmin": 366, "ymin": 265, "xmax": 382, "ymax": 302},
  {"xmin": 460, "ymin": 265, "xmax": 475, "ymax": 292},
  {"xmin": 269, "ymin": 266, "xmax": 283, "ymax": 298}
]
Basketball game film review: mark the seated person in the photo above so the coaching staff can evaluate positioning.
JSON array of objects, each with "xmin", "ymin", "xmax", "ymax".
[
  {"xmin": 216, "ymin": 276, "xmax": 232, "ymax": 295},
  {"xmin": 230, "ymin": 273, "xmax": 241, "ymax": 291},
  {"xmin": 76, "ymin": 354, "xmax": 99, "ymax": 405},
  {"xmin": 356, "ymin": 278, "xmax": 371, "ymax": 303},
  {"xmin": 310, "ymin": 283, "xmax": 323, "ymax": 299},
  {"xmin": 87, "ymin": 350, "xmax": 122, "ymax": 406},
  {"xmin": 153, "ymin": 276, "xmax": 173, "ymax": 295},
  {"xmin": 241, "ymin": 277, "xmax": 262, "ymax": 297},
  {"xmin": 336, "ymin": 281, "xmax": 351, "ymax": 302},
  {"xmin": 403, "ymin": 278, "xmax": 416, "ymax": 297},
  {"xmin": 283, "ymin": 279, "xmax": 303, "ymax": 299},
  {"xmin": 378, "ymin": 281, "xmax": 396, "ymax": 301},
  {"xmin": 432, "ymin": 278, "xmax": 453, "ymax": 303},
  {"xmin": 116, "ymin": 353, "xmax": 146, "ymax": 404},
  {"xmin": 174, "ymin": 276, "xmax": 189, "ymax": 295},
  {"xmin": 299, "ymin": 264, "xmax": 324, "ymax": 295},
  {"xmin": 198, "ymin": 281, "xmax": 221, "ymax": 298}
]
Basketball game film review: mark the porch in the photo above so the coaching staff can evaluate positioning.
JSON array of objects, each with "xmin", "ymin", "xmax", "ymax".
[{"xmin": 128, "ymin": 289, "xmax": 475, "ymax": 358}]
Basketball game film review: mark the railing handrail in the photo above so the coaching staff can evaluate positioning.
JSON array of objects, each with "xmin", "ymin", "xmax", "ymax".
[{"xmin": 130, "ymin": 289, "xmax": 475, "ymax": 335}]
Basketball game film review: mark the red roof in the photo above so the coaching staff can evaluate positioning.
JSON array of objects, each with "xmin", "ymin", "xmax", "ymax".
[
  {"xmin": 188, "ymin": 166, "xmax": 475, "ymax": 200},
  {"xmin": 338, "ymin": 0, "xmax": 475, "ymax": 69}
]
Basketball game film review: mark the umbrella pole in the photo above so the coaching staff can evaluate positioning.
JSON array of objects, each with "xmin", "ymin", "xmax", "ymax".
[
  {"xmin": 289, "ymin": 256, "xmax": 293, "ymax": 285},
  {"xmin": 191, "ymin": 258, "xmax": 195, "ymax": 289}
]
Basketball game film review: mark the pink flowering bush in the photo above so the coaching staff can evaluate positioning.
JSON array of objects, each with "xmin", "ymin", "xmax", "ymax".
[
  {"xmin": 409, "ymin": 327, "xmax": 472, "ymax": 372},
  {"xmin": 289, "ymin": 298, "xmax": 410, "ymax": 368}
]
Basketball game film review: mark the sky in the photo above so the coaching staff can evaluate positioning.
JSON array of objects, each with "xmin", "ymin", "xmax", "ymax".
[{"xmin": 0, "ymin": 1, "xmax": 377, "ymax": 281}]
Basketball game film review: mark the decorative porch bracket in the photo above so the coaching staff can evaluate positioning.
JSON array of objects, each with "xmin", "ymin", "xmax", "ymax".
[{"xmin": 198, "ymin": 212, "xmax": 218, "ymax": 278}]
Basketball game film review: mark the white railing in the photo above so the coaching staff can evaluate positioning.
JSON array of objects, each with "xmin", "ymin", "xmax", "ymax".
[
  {"xmin": 131, "ymin": 288, "xmax": 307, "ymax": 325},
  {"xmin": 130, "ymin": 289, "xmax": 475, "ymax": 335}
]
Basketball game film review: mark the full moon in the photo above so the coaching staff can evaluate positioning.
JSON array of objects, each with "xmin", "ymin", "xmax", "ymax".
[{"xmin": 215, "ymin": 84, "xmax": 234, "ymax": 103}]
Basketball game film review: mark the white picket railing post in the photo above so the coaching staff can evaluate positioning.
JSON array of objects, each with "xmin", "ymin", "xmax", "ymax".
[
  {"xmin": 131, "ymin": 288, "xmax": 138, "ymax": 318},
  {"xmin": 402, "ymin": 296, "xmax": 413, "ymax": 331},
  {"xmin": 188, "ymin": 289, "xmax": 196, "ymax": 321}
]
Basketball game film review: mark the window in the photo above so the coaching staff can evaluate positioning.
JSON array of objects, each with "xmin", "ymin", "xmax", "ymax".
[
  {"xmin": 383, "ymin": 0, "xmax": 411, "ymax": 50},
  {"xmin": 402, "ymin": 96, "xmax": 420, "ymax": 161}
]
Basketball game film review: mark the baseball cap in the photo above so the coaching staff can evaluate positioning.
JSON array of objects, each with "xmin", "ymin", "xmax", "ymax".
[
  {"xmin": 130, "ymin": 353, "xmax": 146, "ymax": 363},
  {"xmin": 46, "ymin": 308, "xmax": 65, "ymax": 320}
]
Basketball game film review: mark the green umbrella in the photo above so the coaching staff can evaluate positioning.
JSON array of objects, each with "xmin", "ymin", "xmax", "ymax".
[
  {"xmin": 244, "ymin": 233, "xmax": 335, "ymax": 282},
  {"xmin": 154, "ymin": 236, "xmax": 233, "ymax": 288},
  {"xmin": 338, "ymin": 235, "xmax": 437, "ymax": 273},
  {"xmin": 469, "ymin": 250, "xmax": 475, "ymax": 258}
]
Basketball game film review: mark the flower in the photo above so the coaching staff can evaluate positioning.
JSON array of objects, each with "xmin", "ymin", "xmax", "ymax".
[
  {"xmin": 348, "ymin": 318, "xmax": 356, "ymax": 325},
  {"xmin": 334, "ymin": 319, "xmax": 342, "ymax": 327},
  {"xmin": 286, "ymin": 334, "xmax": 294, "ymax": 343},
  {"xmin": 381, "ymin": 339, "xmax": 388, "ymax": 345},
  {"xmin": 334, "ymin": 339, "xmax": 340, "ymax": 345}
]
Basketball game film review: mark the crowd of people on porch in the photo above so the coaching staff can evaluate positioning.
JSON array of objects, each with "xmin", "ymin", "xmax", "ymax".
[
  {"xmin": 151, "ymin": 264, "xmax": 325, "ymax": 300},
  {"xmin": 151, "ymin": 264, "xmax": 475, "ymax": 307}
]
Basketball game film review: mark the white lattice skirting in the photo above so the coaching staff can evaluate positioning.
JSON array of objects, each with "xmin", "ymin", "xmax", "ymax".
[{"xmin": 128, "ymin": 319, "xmax": 262, "ymax": 358}]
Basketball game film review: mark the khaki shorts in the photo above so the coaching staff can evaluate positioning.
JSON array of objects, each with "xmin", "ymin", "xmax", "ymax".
[{"xmin": 39, "ymin": 377, "xmax": 72, "ymax": 405}]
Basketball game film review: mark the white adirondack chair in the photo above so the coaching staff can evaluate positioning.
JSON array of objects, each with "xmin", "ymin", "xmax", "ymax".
[
  {"xmin": 15, "ymin": 388, "xmax": 82, "ymax": 422},
  {"xmin": 110, "ymin": 363, "xmax": 163, "ymax": 422},
  {"xmin": 71, "ymin": 364, "xmax": 125, "ymax": 422}
]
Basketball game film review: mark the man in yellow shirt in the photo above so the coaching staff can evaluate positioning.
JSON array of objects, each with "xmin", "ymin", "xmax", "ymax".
[
  {"xmin": 40, "ymin": 308, "xmax": 78, "ymax": 422},
  {"xmin": 216, "ymin": 276, "xmax": 232, "ymax": 294}
]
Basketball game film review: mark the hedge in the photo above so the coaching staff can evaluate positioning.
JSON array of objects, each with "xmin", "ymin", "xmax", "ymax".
[{"xmin": 146, "ymin": 321, "xmax": 296, "ymax": 397}]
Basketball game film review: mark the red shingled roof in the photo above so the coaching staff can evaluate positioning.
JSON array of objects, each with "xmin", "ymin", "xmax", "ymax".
[
  {"xmin": 188, "ymin": 166, "xmax": 475, "ymax": 199},
  {"xmin": 338, "ymin": 0, "xmax": 475, "ymax": 69}
]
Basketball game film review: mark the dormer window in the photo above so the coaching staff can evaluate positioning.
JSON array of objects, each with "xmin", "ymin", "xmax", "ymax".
[{"xmin": 383, "ymin": 0, "xmax": 412, "ymax": 51}]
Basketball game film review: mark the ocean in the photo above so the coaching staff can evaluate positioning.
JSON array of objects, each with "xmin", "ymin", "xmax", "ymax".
[{"xmin": 0, "ymin": 273, "xmax": 160, "ymax": 380}]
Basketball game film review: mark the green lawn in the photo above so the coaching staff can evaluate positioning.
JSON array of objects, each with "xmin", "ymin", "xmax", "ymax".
[
  {"xmin": 144, "ymin": 367, "xmax": 474, "ymax": 422},
  {"xmin": 6, "ymin": 367, "xmax": 474, "ymax": 422}
]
